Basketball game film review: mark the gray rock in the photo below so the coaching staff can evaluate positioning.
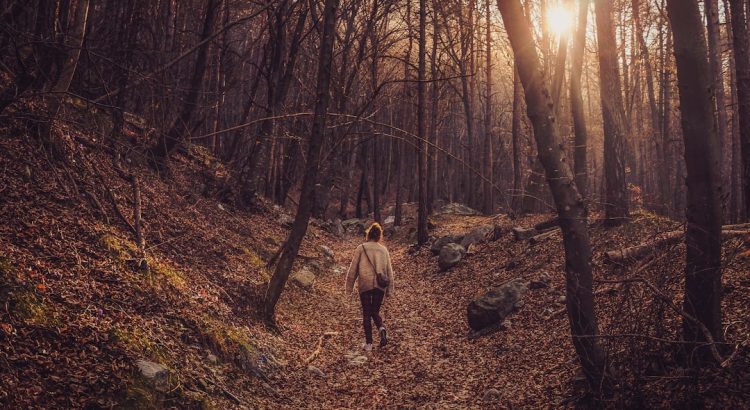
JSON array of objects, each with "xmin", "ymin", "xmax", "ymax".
[
  {"xmin": 342, "ymin": 218, "xmax": 366, "ymax": 235},
  {"xmin": 501, "ymin": 319, "xmax": 512, "ymax": 330},
  {"xmin": 279, "ymin": 214, "xmax": 295, "ymax": 227},
  {"xmin": 136, "ymin": 359, "xmax": 169, "ymax": 391},
  {"xmin": 438, "ymin": 243, "xmax": 466, "ymax": 271},
  {"xmin": 438, "ymin": 203, "xmax": 481, "ymax": 216},
  {"xmin": 430, "ymin": 235, "xmax": 464, "ymax": 255},
  {"xmin": 529, "ymin": 272, "xmax": 551, "ymax": 289},
  {"xmin": 307, "ymin": 365, "xmax": 326, "ymax": 378},
  {"xmin": 206, "ymin": 353, "xmax": 218, "ymax": 364},
  {"xmin": 291, "ymin": 268, "xmax": 316, "ymax": 289},
  {"xmin": 484, "ymin": 388, "xmax": 502, "ymax": 401},
  {"xmin": 557, "ymin": 295, "xmax": 567, "ymax": 304},
  {"xmin": 467, "ymin": 279, "xmax": 527, "ymax": 331},
  {"xmin": 319, "ymin": 245, "xmax": 335, "ymax": 261},
  {"xmin": 460, "ymin": 225, "xmax": 495, "ymax": 249},
  {"xmin": 384, "ymin": 215, "xmax": 395, "ymax": 225}
]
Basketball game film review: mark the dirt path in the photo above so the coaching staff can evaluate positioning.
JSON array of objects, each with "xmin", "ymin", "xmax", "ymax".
[{"xmin": 270, "ymin": 228, "xmax": 578, "ymax": 409}]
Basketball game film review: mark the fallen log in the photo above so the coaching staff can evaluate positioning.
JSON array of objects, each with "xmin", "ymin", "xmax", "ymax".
[
  {"xmin": 512, "ymin": 227, "xmax": 537, "ymax": 241},
  {"xmin": 604, "ymin": 229, "xmax": 750, "ymax": 264},
  {"xmin": 534, "ymin": 217, "xmax": 559, "ymax": 231},
  {"xmin": 529, "ymin": 228, "xmax": 560, "ymax": 245}
]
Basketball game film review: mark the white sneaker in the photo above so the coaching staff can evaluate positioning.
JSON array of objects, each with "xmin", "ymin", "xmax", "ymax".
[{"xmin": 362, "ymin": 343, "xmax": 372, "ymax": 352}]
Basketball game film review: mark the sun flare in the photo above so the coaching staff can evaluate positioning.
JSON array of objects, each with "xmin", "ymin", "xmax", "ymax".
[{"xmin": 546, "ymin": 4, "xmax": 574, "ymax": 37}]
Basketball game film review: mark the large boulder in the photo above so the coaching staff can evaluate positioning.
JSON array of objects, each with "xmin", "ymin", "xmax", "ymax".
[
  {"xmin": 430, "ymin": 235, "xmax": 463, "ymax": 255},
  {"xmin": 322, "ymin": 219, "xmax": 345, "ymax": 237},
  {"xmin": 467, "ymin": 279, "xmax": 527, "ymax": 331},
  {"xmin": 438, "ymin": 243, "xmax": 466, "ymax": 271},
  {"xmin": 460, "ymin": 225, "xmax": 495, "ymax": 249},
  {"xmin": 438, "ymin": 203, "xmax": 481, "ymax": 216}
]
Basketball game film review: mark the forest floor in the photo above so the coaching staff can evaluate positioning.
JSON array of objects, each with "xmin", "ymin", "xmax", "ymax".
[{"xmin": 1, "ymin": 107, "xmax": 750, "ymax": 408}]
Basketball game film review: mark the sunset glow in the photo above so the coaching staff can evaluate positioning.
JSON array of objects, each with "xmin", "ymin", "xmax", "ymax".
[{"xmin": 546, "ymin": 3, "xmax": 574, "ymax": 37}]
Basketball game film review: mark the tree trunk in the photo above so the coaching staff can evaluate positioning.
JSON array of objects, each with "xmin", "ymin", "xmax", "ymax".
[
  {"xmin": 497, "ymin": 0, "xmax": 610, "ymax": 392},
  {"xmin": 729, "ymin": 0, "xmax": 750, "ymax": 220},
  {"xmin": 706, "ymin": 0, "xmax": 731, "ymax": 220},
  {"xmin": 511, "ymin": 65, "xmax": 523, "ymax": 213},
  {"xmin": 595, "ymin": 0, "xmax": 629, "ymax": 225},
  {"xmin": 483, "ymin": 0, "xmax": 494, "ymax": 214},
  {"xmin": 570, "ymin": 0, "xmax": 589, "ymax": 198},
  {"xmin": 666, "ymin": 0, "xmax": 725, "ymax": 363},
  {"xmin": 264, "ymin": 0, "xmax": 338, "ymax": 323},
  {"xmin": 151, "ymin": 0, "xmax": 219, "ymax": 162},
  {"xmin": 416, "ymin": 0, "xmax": 429, "ymax": 245}
]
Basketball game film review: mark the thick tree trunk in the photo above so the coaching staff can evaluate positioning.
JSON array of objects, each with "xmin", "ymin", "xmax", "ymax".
[
  {"xmin": 595, "ymin": 0, "xmax": 629, "ymax": 225},
  {"xmin": 264, "ymin": 0, "xmax": 338, "ymax": 323},
  {"xmin": 497, "ymin": 0, "xmax": 610, "ymax": 392},
  {"xmin": 666, "ymin": 0, "xmax": 725, "ymax": 363},
  {"xmin": 570, "ymin": 0, "xmax": 589, "ymax": 198},
  {"xmin": 729, "ymin": 0, "xmax": 750, "ymax": 220}
]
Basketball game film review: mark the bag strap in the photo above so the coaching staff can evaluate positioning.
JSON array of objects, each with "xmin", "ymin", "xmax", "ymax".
[{"xmin": 361, "ymin": 246, "xmax": 376, "ymax": 272}]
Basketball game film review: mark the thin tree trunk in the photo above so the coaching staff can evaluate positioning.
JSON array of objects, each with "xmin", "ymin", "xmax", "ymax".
[
  {"xmin": 497, "ymin": 0, "xmax": 610, "ymax": 391},
  {"xmin": 570, "ymin": 0, "xmax": 589, "ymax": 198},
  {"xmin": 706, "ymin": 0, "xmax": 731, "ymax": 220},
  {"xmin": 151, "ymin": 0, "xmax": 219, "ymax": 162},
  {"xmin": 729, "ymin": 0, "xmax": 750, "ymax": 220},
  {"xmin": 666, "ymin": 0, "xmax": 724, "ymax": 363},
  {"xmin": 264, "ymin": 0, "xmax": 338, "ymax": 323},
  {"xmin": 483, "ymin": 0, "xmax": 494, "ymax": 214},
  {"xmin": 417, "ymin": 0, "xmax": 429, "ymax": 245},
  {"xmin": 512, "ymin": 65, "xmax": 523, "ymax": 212}
]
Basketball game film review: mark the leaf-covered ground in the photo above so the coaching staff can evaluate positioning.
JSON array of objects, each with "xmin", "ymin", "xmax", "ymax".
[{"xmin": 1, "ymin": 110, "xmax": 749, "ymax": 408}]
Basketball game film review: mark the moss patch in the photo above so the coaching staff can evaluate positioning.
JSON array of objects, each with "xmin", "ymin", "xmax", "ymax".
[
  {"xmin": 240, "ymin": 246, "xmax": 265, "ymax": 268},
  {"xmin": 0, "ymin": 255, "xmax": 13, "ymax": 277},
  {"xmin": 12, "ymin": 289, "xmax": 59, "ymax": 327},
  {"xmin": 101, "ymin": 232, "xmax": 138, "ymax": 261},
  {"xmin": 149, "ymin": 259, "xmax": 187, "ymax": 290},
  {"xmin": 110, "ymin": 326, "xmax": 169, "ymax": 365}
]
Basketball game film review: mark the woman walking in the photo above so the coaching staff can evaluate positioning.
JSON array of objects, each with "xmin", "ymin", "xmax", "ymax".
[{"xmin": 345, "ymin": 222, "xmax": 395, "ymax": 352}]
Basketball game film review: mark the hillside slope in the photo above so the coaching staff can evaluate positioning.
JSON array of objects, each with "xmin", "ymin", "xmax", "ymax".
[{"xmin": 1, "ymin": 110, "xmax": 749, "ymax": 408}]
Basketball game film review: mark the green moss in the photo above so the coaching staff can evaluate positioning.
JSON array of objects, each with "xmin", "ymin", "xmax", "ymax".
[
  {"xmin": 110, "ymin": 326, "xmax": 169, "ymax": 365},
  {"xmin": 101, "ymin": 232, "xmax": 138, "ymax": 260},
  {"xmin": 0, "ymin": 255, "xmax": 13, "ymax": 276},
  {"xmin": 240, "ymin": 246, "xmax": 265, "ymax": 268},
  {"xmin": 13, "ymin": 290, "xmax": 59, "ymax": 326},
  {"xmin": 121, "ymin": 382, "xmax": 159, "ymax": 410},
  {"xmin": 149, "ymin": 259, "xmax": 187, "ymax": 290}
]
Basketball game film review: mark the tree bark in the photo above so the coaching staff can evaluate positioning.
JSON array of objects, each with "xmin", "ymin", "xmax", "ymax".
[
  {"xmin": 570, "ymin": 0, "xmax": 589, "ymax": 198},
  {"xmin": 497, "ymin": 0, "xmax": 610, "ymax": 392},
  {"xmin": 706, "ymin": 0, "xmax": 731, "ymax": 220},
  {"xmin": 483, "ymin": 0, "xmax": 494, "ymax": 214},
  {"xmin": 595, "ymin": 0, "xmax": 629, "ymax": 225},
  {"xmin": 666, "ymin": 0, "xmax": 725, "ymax": 363},
  {"xmin": 417, "ymin": 0, "xmax": 429, "ymax": 245},
  {"xmin": 264, "ymin": 0, "xmax": 338, "ymax": 323},
  {"xmin": 511, "ymin": 65, "xmax": 524, "ymax": 213},
  {"xmin": 729, "ymin": 0, "xmax": 750, "ymax": 220},
  {"xmin": 150, "ymin": 0, "xmax": 219, "ymax": 162}
]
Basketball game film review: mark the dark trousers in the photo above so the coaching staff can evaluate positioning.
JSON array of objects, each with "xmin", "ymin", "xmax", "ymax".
[{"xmin": 359, "ymin": 289, "xmax": 384, "ymax": 344}]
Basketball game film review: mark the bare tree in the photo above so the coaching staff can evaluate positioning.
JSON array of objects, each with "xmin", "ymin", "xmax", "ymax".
[
  {"xmin": 667, "ymin": 0, "xmax": 725, "ymax": 363},
  {"xmin": 264, "ymin": 0, "xmax": 339, "ymax": 323},
  {"xmin": 497, "ymin": 0, "xmax": 610, "ymax": 392}
]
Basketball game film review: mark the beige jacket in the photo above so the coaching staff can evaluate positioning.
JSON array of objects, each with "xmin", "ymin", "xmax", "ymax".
[{"xmin": 345, "ymin": 241, "xmax": 395, "ymax": 295}]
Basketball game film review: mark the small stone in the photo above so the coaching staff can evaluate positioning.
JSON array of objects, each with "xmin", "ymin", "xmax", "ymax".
[
  {"xmin": 529, "ymin": 272, "xmax": 551, "ymax": 289},
  {"xmin": 319, "ymin": 245, "xmax": 335, "ymax": 260},
  {"xmin": 500, "ymin": 319, "xmax": 512, "ymax": 330},
  {"xmin": 513, "ymin": 300, "xmax": 524, "ymax": 309},
  {"xmin": 279, "ymin": 214, "xmax": 295, "ymax": 227},
  {"xmin": 438, "ymin": 243, "xmax": 466, "ymax": 271},
  {"xmin": 484, "ymin": 388, "xmax": 502, "ymax": 401},
  {"xmin": 206, "ymin": 353, "xmax": 218, "ymax": 364},
  {"xmin": 557, "ymin": 295, "xmax": 567, "ymax": 304},
  {"xmin": 348, "ymin": 355, "xmax": 368, "ymax": 366},
  {"xmin": 308, "ymin": 365, "xmax": 326, "ymax": 378},
  {"xmin": 135, "ymin": 360, "xmax": 169, "ymax": 391},
  {"xmin": 291, "ymin": 268, "xmax": 316, "ymax": 289}
]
